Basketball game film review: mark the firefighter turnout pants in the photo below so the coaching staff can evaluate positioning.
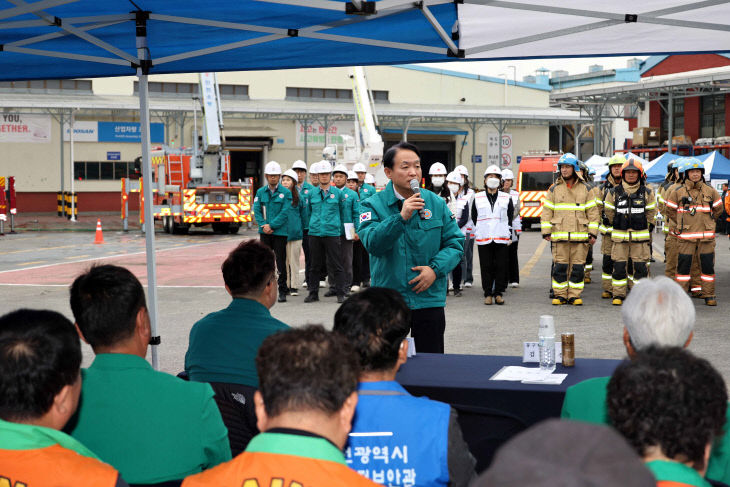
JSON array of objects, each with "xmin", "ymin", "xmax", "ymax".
[
  {"xmin": 611, "ymin": 240, "xmax": 651, "ymax": 299},
  {"xmin": 601, "ymin": 233, "xmax": 614, "ymax": 293},
  {"xmin": 552, "ymin": 241, "xmax": 588, "ymax": 299},
  {"xmin": 585, "ymin": 243, "xmax": 594, "ymax": 282},
  {"xmin": 677, "ymin": 240, "xmax": 716, "ymax": 297},
  {"xmin": 666, "ymin": 233, "xmax": 702, "ymax": 292}
]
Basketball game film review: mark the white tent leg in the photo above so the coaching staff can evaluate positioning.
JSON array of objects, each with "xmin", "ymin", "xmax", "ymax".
[{"xmin": 137, "ymin": 17, "xmax": 160, "ymax": 370}]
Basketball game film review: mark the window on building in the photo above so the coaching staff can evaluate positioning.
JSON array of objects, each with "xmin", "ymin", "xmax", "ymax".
[
  {"xmin": 73, "ymin": 162, "xmax": 134, "ymax": 181},
  {"xmin": 134, "ymin": 82, "xmax": 249, "ymax": 99},
  {"xmin": 701, "ymin": 95, "xmax": 725, "ymax": 139},
  {"xmin": 0, "ymin": 79, "xmax": 92, "ymax": 94},
  {"xmin": 286, "ymin": 86, "xmax": 388, "ymax": 102},
  {"xmin": 661, "ymin": 98, "xmax": 684, "ymax": 138}
]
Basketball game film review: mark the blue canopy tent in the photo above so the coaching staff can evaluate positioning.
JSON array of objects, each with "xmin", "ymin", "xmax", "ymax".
[
  {"xmin": 3, "ymin": 0, "xmax": 730, "ymax": 368},
  {"xmin": 696, "ymin": 151, "xmax": 730, "ymax": 180},
  {"xmin": 645, "ymin": 152, "xmax": 679, "ymax": 183}
]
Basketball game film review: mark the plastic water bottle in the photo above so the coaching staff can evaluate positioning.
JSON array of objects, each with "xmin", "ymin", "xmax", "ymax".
[{"xmin": 538, "ymin": 315, "xmax": 556, "ymax": 373}]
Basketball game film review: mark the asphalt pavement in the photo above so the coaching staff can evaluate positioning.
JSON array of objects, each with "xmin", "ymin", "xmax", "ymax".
[{"xmin": 1, "ymin": 221, "xmax": 728, "ymax": 383}]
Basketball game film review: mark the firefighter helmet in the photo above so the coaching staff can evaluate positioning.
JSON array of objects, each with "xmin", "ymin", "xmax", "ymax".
[
  {"xmin": 608, "ymin": 154, "xmax": 627, "ymax": 166},
  {"xmin": 684, "ymin": 157, "xmax": 705, "ymax": 172},
  {"xmin": 621, "ymin": 158, "xmax": 645, "ymax": 179},
  {"xmin": 557, "ymin": 153, "xmax": 580, "ymax": 172}
]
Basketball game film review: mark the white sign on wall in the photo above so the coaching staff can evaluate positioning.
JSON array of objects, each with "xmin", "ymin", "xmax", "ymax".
[
  {"xmin": 63, "ymin": 121, "xmax": 98, "ymax": 142},
  {"xmin": 487, "ymin": 132, "xmax": 513, "ymax": 168},
  {"xmin": 296, "ymin": 121, "xmax": 356, "ymax": 147},
  {"xmin": 0, "ymin": 113, "xmax": 51, "ymax": 143}
]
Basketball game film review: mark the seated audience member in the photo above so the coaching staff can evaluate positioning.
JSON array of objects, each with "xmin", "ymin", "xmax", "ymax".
[
  {"xmin": 0, "ymin": 309, "xmax": 126, "ymax": 487},
  {"xmin": 185, "ymin": 239, "xmax": 290, "ymax": 455},
  {"xmin": 562, "ymin": 276, "xmax": 694, "ymax": 423},
  {"xmin": 473, "ymin": 419, "xmax": 655, "ymax": 487},
  {"xmin": 608, "ymin": 346, "xmax": 727, "ymax": 487},
  {"xmin": 68, "ymin": 265, "xmax": 231, "ymax": 484},
  {"xmin": 333, "ymin": 287, "xmax": 476, "ymax": 486},
  {"xmin": 182, "ymin": 325, "xmax": 379, "ymax": 487}
]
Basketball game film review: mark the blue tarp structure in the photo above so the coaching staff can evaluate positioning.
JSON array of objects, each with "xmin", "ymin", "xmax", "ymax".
[
  {"xmin": 645, "ymin": 152, "xmax": 679, "ymax": 183},
  {"xmin": 696, "ymin": 151, "xmax": 730, "ymax": 180}
]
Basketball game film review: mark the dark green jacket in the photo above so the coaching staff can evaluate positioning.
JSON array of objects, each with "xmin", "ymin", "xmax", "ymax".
[
  {"xmin": 358, "ymin": 182, "xmax": 463, "ymax": 309},
  {"xmin": 338, "ymin": 186, "xmax": 361, "ymax": 235},
  {"xmin": 299, "ymin": 182, "xmax": 316, "ymax": 231},
  {"xmin": 253, "ymin": 183, "xmax": 292, "ymax": 237},
  {"xmin": 308, "ymin": 185, "xmax": 345, "ymax": 237}
]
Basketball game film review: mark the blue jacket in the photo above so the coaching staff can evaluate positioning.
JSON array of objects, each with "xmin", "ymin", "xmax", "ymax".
[
  {"xmin": 358, "ymin": 182, "xmax": 464, "ymax": 309},
  {"xmin": 308, "ymin": 185, "xmax": 344, "ymax": 237},
  {"xmin": 347, "ymin": 381, "xmax": 450, "ymax": 486},
  {"xmin": 253, "ymin": 184, "xmax": 292, "ymax": 237}
]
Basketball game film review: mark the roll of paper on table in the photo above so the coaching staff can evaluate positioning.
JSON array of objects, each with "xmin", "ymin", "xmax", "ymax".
[{"xmin": 561, "ymin": 332, "xmax": 575, "ymax": 367}]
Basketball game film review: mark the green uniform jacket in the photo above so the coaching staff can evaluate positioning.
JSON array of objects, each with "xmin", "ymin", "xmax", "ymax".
[
  {"xmin": 253, "ymin": 184, "xmax": 292, "ymax": 237},
  {"xmin": 561, "ymin": 376, "xmax": 730, "ymax": 485},
  {"xmin": 359, "ymin": 182, "xmax": 377, "ymax": 200},
  {"xmin": 299, "ymin": 182, "xmax": 316, "ymax": 231},
  {"xmin": 308, "ymin": 185, "xmax": 345, "ymax": 237},
  {"xmin": 69, "ymin": 353, "xmax": 231, "ymax": 484},
  {"xmin": 185, "ymin": 298, "xmax": 290, "ymax": 387},
  {"xmin": 358, "ymin": 182, "xmax": 464, "ymax": 310},
  {"xmin": 338, "ymin": 186, "xmax": 361, "ymax": 235},
  {"xmin": 287, "ymin": 202, "xmax": 307, "ymax": 241},
  {"xmin": 647, "ymin": 461, "xmax": 712, "ymax": 487}
]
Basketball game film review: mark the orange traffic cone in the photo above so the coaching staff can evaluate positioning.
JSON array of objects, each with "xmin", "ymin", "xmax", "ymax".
[{"xmin": 94, "ymin": 219, "xmax": 105, "ymax": 244}]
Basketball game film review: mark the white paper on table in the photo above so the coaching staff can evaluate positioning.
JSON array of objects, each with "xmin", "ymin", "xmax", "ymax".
[
  {"xmin": 344, "ymin": 223, "xmax": 356, "ymax": 240},
  {"xmin": 489, "ymin": 366, "xmax": 552, "ymax": 382},
  {"xmin": 521, "ymin": 374, "xmax": 568, "ymax": 385}
]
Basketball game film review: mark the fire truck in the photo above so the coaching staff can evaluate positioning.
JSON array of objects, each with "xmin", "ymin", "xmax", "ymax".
[
  {"xmin": 517, "ymin": 152, "xmax": 561, "ymax": 229},
  {"xmin": 122, "ymin": 73, "xmax": 253, "ymax": 234}
]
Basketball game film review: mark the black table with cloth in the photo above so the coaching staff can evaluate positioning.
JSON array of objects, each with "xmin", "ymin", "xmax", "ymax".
[{"xmin": 395, "ymin": 353, "xmax": 623, "ymax": 472}]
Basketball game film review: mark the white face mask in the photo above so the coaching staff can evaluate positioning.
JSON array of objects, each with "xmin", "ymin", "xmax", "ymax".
[
  {"xmin": 486, "ymin": 177, "xmax": 500, "ymax": 189},
  {"xmin": 431, "ymin": 176, "xmax": 445, "ymax": 187},
  {"xmin": 448, "ymin": 183, "xmax": 460, "ymax": 194}
]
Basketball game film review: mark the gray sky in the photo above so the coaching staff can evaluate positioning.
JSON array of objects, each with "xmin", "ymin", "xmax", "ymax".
[{"xmin": 420, "ymin": 56, "xmax": 647, "ymax": 81}]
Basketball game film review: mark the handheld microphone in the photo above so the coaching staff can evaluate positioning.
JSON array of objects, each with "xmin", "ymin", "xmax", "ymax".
[{"xmin": 409, "ymin": 179, "xmax": 426, "ymax": 219}]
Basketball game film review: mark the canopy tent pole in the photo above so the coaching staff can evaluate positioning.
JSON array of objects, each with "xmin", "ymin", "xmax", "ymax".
[
  {"xmin": 668, "ymin": 93, "xmax": 674, "ymax": 154},
  {"xmin": 59, "ymin": 111, "xmax": 64, "ymax": 198},
  {"xmin": 69, "ymin": 109, "xmax": 76, "ymax": 222},
  {"xmin": 136, "ymin": 12, "xmax": 161, "ymax": 370}
]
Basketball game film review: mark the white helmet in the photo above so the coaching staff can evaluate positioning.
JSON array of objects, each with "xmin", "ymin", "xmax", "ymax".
[
  {"xmin": 446, "ymin": 171, "xmax": 463, "ymax": 184},
  {"xmin": 264, "ymin": 161, "xmax": 282, "ymax": 175},
  {"xmin": 429, "ymin": 162, "xmax": 447, "ymax": 175},
  {"xmin": 309, "ymin": 162, "xmax": 320, "ymax": 174},
  {"xmin": 454, "ymin": 165, "xmax": 469, "ymax": 178},
  {"xmin": 292, "ymin": 160, "xmax": 307, "ymax": 171},
  {"xmin": 501, "ymin": 168, "xmax": 514, "ymax": 180},
  {"xmin": 318, "ymin": 160, "xmax": 333, "ymax": 174},
  {"xmin": 282, "ymin": 169, "xmax": 298, "ymax": 181},
  {"xmin": 364, "ymin": 173, "xmax": 376, "ymax": 184},
  {"xmin": 484, "ymin": 165, "xmax": 502, "ymax": 177},
  {"xmin": 353, "ymin": 163, "xmax": 367, "ymax": 173},
  {"xmin": 333, "ymin": 164, "xmax": 348, "ymax": 175},
  {"xmin": 347, "ymin": 171, "xmax": 359, "ymax": 180}
]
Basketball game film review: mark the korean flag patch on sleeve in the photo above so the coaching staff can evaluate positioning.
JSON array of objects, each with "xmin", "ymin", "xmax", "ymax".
[{"xmin": 360, "ymin": 212, "xmax": 372, "ymax": 223}]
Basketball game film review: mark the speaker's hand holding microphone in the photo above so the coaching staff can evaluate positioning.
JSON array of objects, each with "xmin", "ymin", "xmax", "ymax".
[{"xmin": 401, "ymin": 179, "xmax": 426, "ymax": 221}]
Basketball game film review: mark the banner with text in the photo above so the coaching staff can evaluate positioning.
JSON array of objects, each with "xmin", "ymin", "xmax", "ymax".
[
  {"xmin": 487, "ymin": 132, "xmax": 513, "ymax": 168},
  {"xmin": 0, "ymin": 113, "xmax": 51, "ymax": 143},
  {"xmin": 296, "ymin": 120, "xmax": 356, "ymax": 147},
  {"xmin": 64, "ymin": 121, "xmax": 164, "ymax": 143}
]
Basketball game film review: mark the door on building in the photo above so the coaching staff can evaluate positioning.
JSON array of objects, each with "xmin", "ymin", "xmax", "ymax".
[
  {"xmin": 384, "ymin": 140, "xmax": 455, "ymax": 184},
  {"xmin": 226, "ymin": 137, "xmax": 271, "ymax": 189}
]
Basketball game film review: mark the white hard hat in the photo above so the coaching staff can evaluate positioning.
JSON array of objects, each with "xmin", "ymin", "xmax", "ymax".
[
  {"xmin": 484, "ymin": 165, "xmax": 502, "ymax": 177},
  {"xmin": 309, "ymin": 162, "xmax": 320, "ymax": 174},
  {"xmin": 353, "ymin": 163, "xmax": 367, "ymax": 173},
  {"xmin": 347, "ymin": 171, "xmax": 359, "ymax": 180},
  {"xmin": 501, "ymin": 168, "xmax": 514, "ymax": 180},
  {"xmin": 264, "ymin": 161, "xmax": 282, "ymax": 175},
  {"xmin": 318, "ymin": 160, "xmax": 333, "ymax": 174},
  {"xmin": 429, "ymin": 162, "xmax": 447, "ymax": 175},
  {"xmin": 364, "ymin": 173, "xmax": 376, "ymax": 184},
  {"xmin": 454, "ymin": 165, "xmax": 469, "ymax": 177},
  {"xmin": 333, "ymin": 164, "xmax": 348, "ymax": 175},
  {"xmin": 282, "ymin": 169, "xmax": 298, "ymax": 181},
  {"xmin": 446, "ymin": 171, "xmax": 463, "ymax": 184},
  {"xmin": 292, "ymin": 160, "xmax": 307, "ymax": 171}
]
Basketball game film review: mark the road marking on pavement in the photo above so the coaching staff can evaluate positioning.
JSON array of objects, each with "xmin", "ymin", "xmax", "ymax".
[
  {"xmin": 17, "ymin": 261, "xmax": 46, "ymax": 266},
  {"xmin": 0, "ymin": 239, "xmax": 244, "ymax": 275},
  {"xmin": 520, "ymin": 239, "xmax": 548, "ymax": 278},
  {"xmin": 0, "ymin": 243, "xmax": 80, "ymax": 256}
]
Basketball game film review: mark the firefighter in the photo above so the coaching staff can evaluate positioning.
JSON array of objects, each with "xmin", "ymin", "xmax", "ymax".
[
  {"xmin": 602, "ymin": 159, "xmax": 656, "ymax": 305},
  {"xmin": 580, "ymin": 162, "xmax": 598, "ymax": 284},
  {"xmin": 665, "ymin": 158, "xmax": 724, "ymax": 306},
  {"xmin": 541, "ymin": 153, "xmax": 600, "ymax": 306},
  {"xmin": 595, "ymin": 154, "xmax": 625, "ymax": 299},
  {"xmin": 253, "ymin": 161, "xmax": 292, "ymax": 303},
  {"xmin": 656, "ymin": 159, "xmax": 679, "ymax": 277}
]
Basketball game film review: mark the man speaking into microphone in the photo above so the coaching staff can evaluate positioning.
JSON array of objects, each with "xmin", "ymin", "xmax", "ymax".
[{"xmin": 358, "ymin": 142, "xmax": 464, "ymax": 353}]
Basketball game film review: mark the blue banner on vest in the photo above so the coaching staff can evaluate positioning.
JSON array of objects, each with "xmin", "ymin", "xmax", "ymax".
[{"xmin": 98, "ymin": 122, "xmax": 165, "ymax": 143}]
